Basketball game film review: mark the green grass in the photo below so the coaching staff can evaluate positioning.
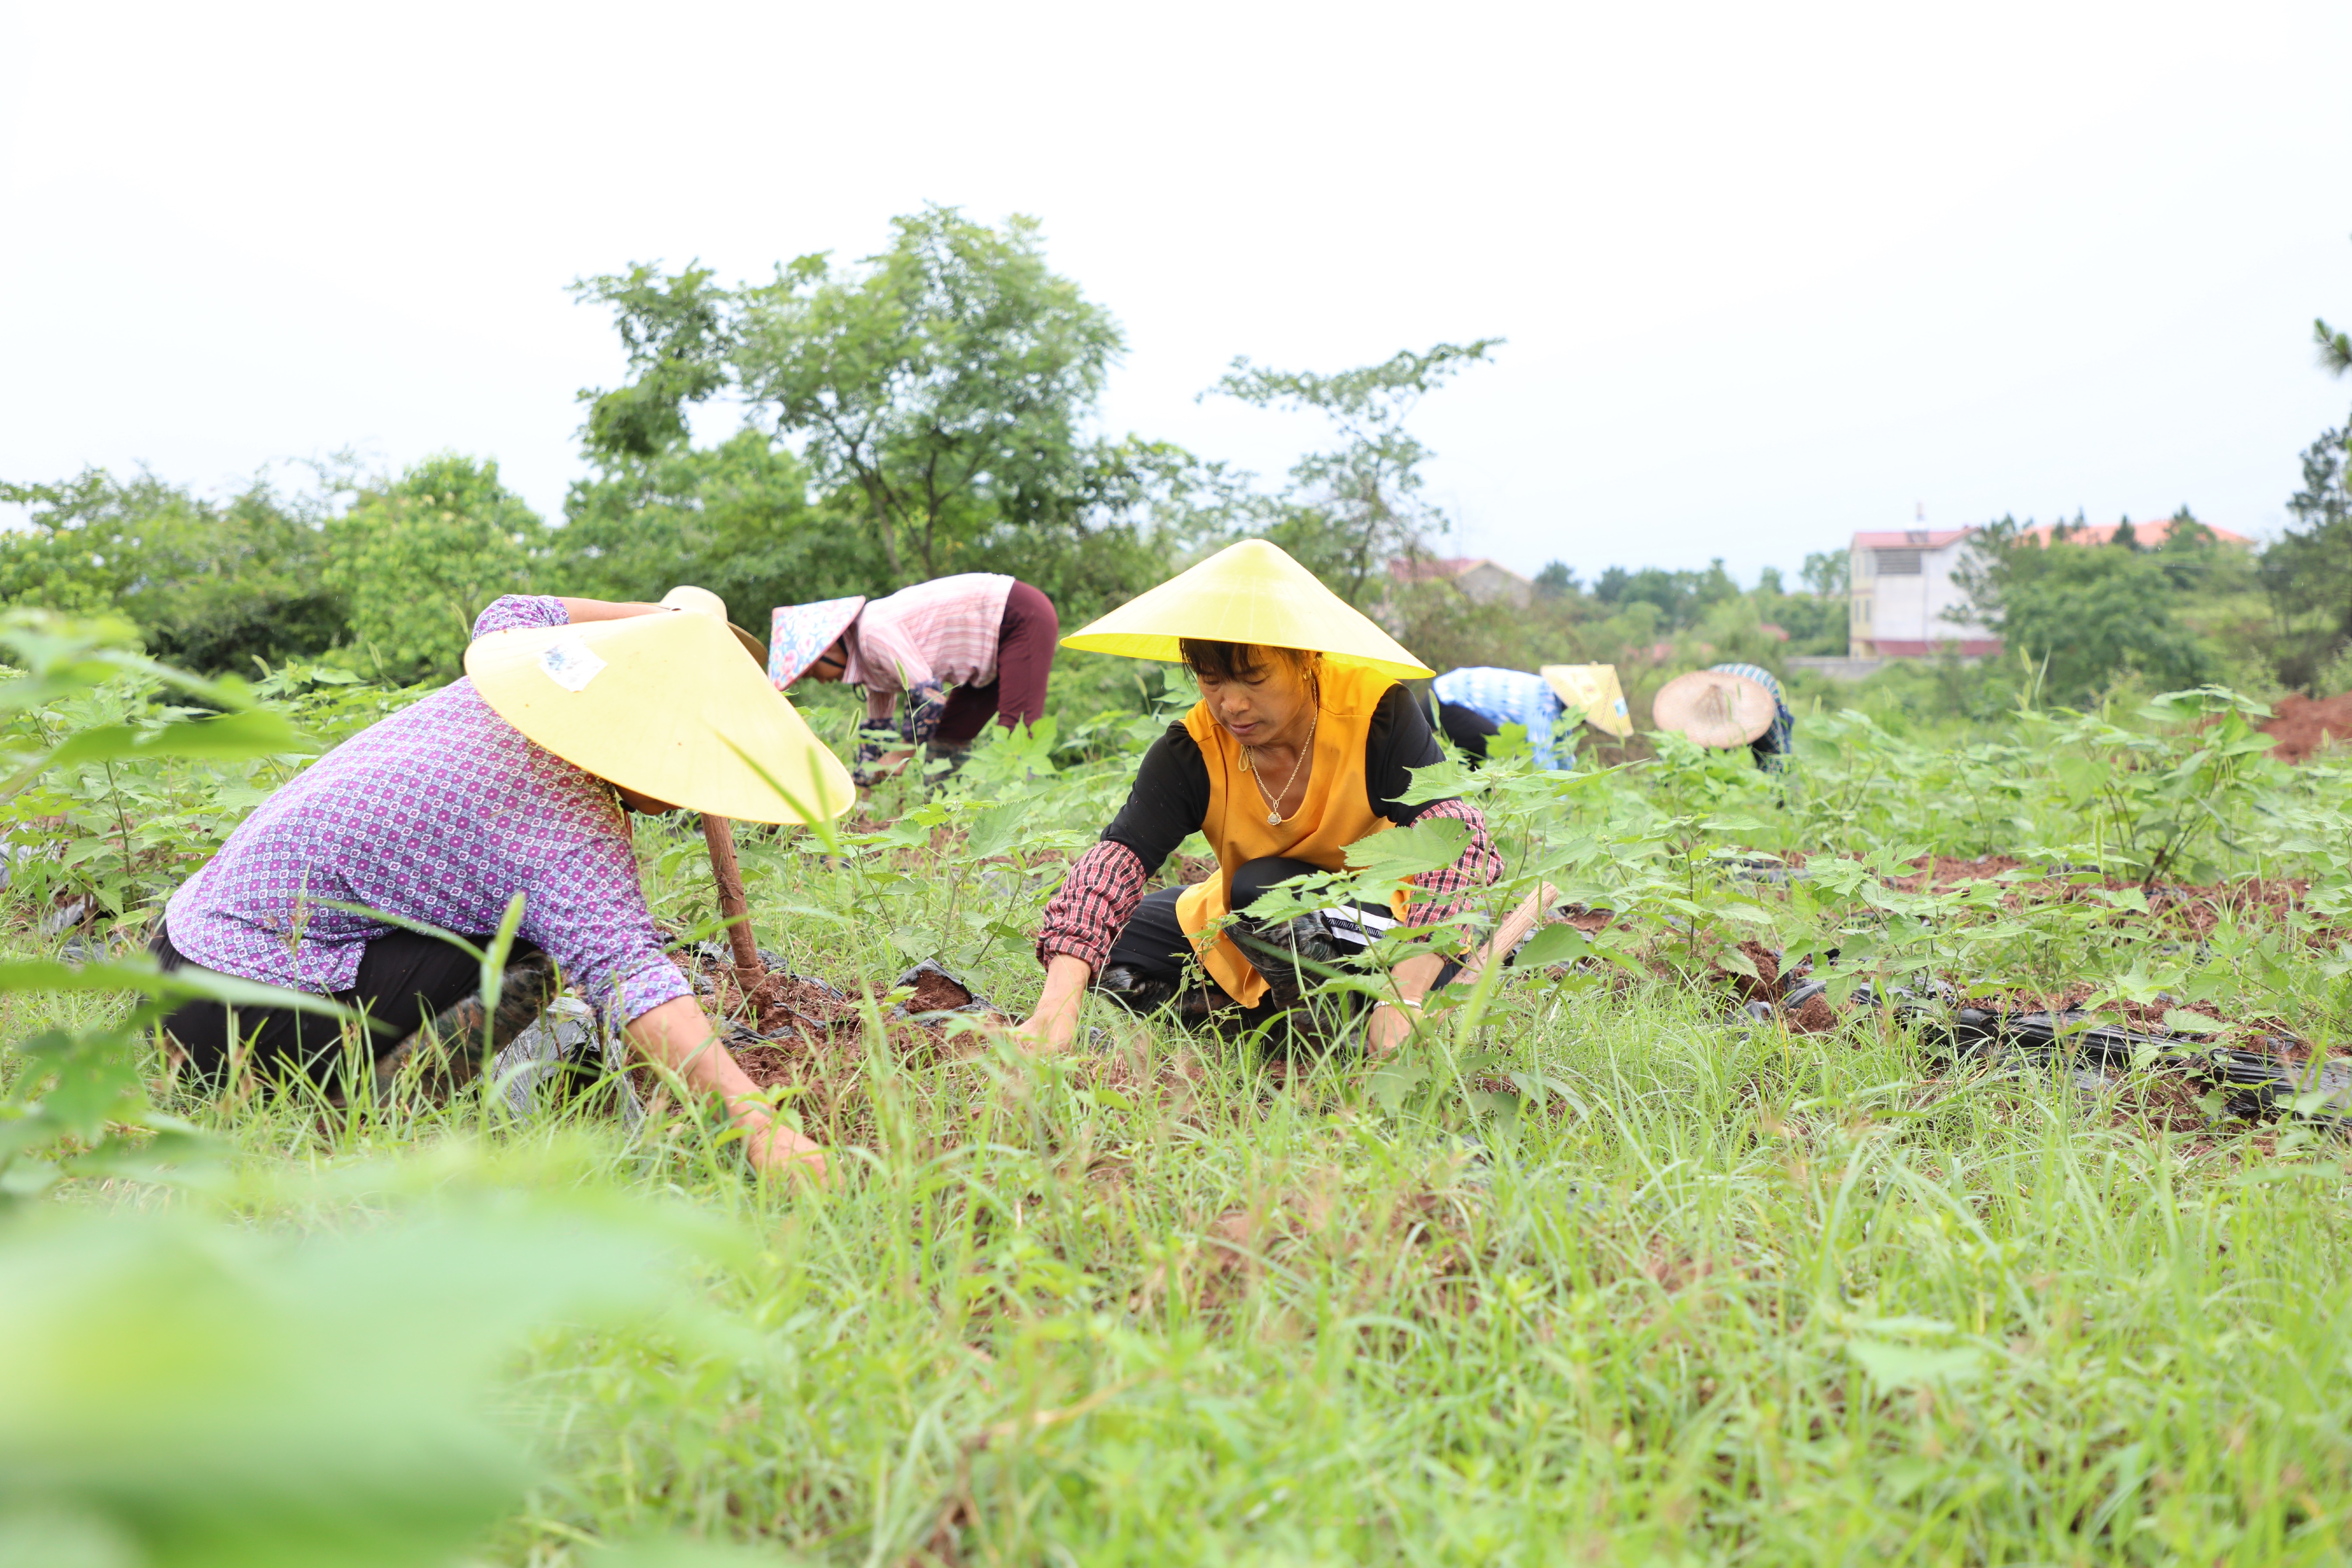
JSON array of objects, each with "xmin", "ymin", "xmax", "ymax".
[
  {"xmin": 7, "ymin": 667, "xmax": 2352, "ymax": 1564},
  {"xmin": 88, "ymin": 948, "xmax": 2352, "ymax": 1565}
]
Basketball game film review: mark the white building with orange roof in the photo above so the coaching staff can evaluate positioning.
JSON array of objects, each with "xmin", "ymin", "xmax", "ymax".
[
  {"xmin": 1845, "ymin": 512, "xmax": 2249, "ymax": 658},
  {"xmin": 1847, "ymin": 525, "xmax": 2000, "ymax": 658}
]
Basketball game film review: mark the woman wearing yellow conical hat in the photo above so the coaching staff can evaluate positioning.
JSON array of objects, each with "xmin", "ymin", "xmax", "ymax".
[
  {"xmin": 152, "ymin": 588, "xmax": 853, "ymax": 1182},
  {"xmin": 1015, "ymin": 540, "xmax": 1504, "ymax": 1054}
]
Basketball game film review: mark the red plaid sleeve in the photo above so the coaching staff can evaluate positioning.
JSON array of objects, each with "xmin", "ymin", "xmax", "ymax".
[
  {"xmin": 1036, "ymin": 840, "xmax": 1149, "ymax": 973},
  {"xmin": 1401, "ymin": 799, "xmax": 1504, "ymax": 927}
]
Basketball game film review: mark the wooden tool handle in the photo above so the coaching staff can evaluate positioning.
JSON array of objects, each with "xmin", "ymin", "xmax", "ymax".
[
  {"xmin": 1453, "ymin": 882, "xmax": 1560, "ymax": 987},
  {"xmin": 701, "ymin": 814, "xmax": 765, "ymax": 991}
]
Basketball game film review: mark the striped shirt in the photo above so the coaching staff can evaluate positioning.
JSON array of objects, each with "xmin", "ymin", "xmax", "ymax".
[
  {"xmin": 1710, "ymin": 662, "xmax": 1795, "ymax": 756},
  {"xmin": 846, "ymin": 573, "xmax": 1016, "ymax": 694},
  {"xmin": 1430, "ymin": 667, "xmax": 1572, "ymax": 770}
]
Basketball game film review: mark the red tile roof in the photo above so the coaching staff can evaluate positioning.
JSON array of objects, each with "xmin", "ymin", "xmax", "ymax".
[
  {"xmin": 1865, "ymin": 639, "xmax": 2004, "ymax": 658},
  {"xmin": 1851, "ymin": 528, "xmax": 1978, "ymax": 549},
  {"xmin": 2021, "ymin": 517, "xmax": 2251, "ymax": 548}
]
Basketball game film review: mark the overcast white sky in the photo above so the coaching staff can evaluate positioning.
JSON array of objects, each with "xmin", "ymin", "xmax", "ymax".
[{"xmin": 4, "ymin": 0, "xmax": 2348, "ymax": 583}]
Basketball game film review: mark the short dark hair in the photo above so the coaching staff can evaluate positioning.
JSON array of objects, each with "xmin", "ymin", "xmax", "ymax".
[{"xmin": 1178, "ymin": 639, "xmax": 1317, "ymax": 682}]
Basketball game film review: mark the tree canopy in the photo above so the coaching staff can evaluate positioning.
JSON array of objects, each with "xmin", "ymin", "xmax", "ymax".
[
  {"xmin": 1207, "ymin": 340, "xmax": 1500, "ymax": 607},
  {"xmin": 1955, "ymin": 517, "xmax": 2222, "ymax": 701},
  {"xmin": 0, "ymin": 469, "xmax": 342, "ymax": 673},
  {"xmin": 576, "ymin": 207, "xmax": 1127, "ymax": 588},
  {"xmin": 326, "ymin": 454, "xmax": 544, "ymax": 682}
]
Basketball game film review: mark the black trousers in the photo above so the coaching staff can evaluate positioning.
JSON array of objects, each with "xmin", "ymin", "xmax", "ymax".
[
  {"xmin": 1102, "ymin": 856, "xmax": 1445, "ymax": 1022},
  {"xmin": 154, "ymin": 924, "xmax": 537, "ymax": 1090},
  {"xmin": 1435, "ymin": 700, "xmax": 1500, "ymax": 763}
]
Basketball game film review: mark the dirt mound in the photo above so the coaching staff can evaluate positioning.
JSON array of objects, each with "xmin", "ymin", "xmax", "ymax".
[
  {"xmin": 904, "ymin": 967, "xmax": 973, "ymax": 1013},
  {"xmin": 1785, "ymin": 992, "xmax": 1838, "ymax": 1033},
  {"xmin": 1708, "ymin": 941, "xmax": 1841, "ymax": 1035},
  {"xmin": 2257, "ymin": 691, "xmax": 2352, "ymax": 763},
  {"xmin": 1729, "ymin": 939, "xmax": 1779, "ymax": 1005},
  {"xmin": 743, "ymin": 971, "xmax": 858, "ymax": 1036}
]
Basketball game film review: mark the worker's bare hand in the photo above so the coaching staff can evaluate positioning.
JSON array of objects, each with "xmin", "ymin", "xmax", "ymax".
[
  {"xmin": 1364, "ymin": 1001, "xmax": 1421, "ymax": 1061},
  {"xmin": 1009, "ymin": 954, "xmax": 1092, "ymax": 1056},
  {"xmin": 1008, "ymin": 1007, "xmax": 1081, "ymax": 1056},
  {"xmin": 746, "ymin": 1119, "xmax": 829, "ymax": 1186}
]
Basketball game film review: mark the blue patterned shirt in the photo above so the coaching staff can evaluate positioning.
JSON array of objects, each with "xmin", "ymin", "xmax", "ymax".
[{"xmin": 1430, "ymin": 667, "xmax": 1573, "ymax": 770}]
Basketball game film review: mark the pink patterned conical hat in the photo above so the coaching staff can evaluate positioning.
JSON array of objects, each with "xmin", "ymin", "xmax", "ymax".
[{"xmin": 767, "ymin": 596, "xmax": 867, "ymax": 688}]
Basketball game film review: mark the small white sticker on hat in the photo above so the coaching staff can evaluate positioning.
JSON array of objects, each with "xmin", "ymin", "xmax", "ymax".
[{"xmin": 539, "ymin": 636, "xmax": 606, "ymax": 692}]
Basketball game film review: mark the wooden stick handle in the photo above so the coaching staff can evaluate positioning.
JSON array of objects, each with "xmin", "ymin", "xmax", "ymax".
[
  {"xmin": 1453, "ymin": 882, "xmax": 1559, "ymax": 987},
  {"xmin": 701, "ymin": 814, "xmax": 765, "ymax": 990}
]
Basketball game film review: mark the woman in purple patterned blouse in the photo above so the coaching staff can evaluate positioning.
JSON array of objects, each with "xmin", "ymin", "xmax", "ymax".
[{"xmin": 156, "ymin": 593, "xmax": 828, "ymax": 1182}]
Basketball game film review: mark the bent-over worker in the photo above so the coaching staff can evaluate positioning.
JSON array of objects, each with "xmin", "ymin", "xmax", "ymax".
[
  {"xmin": 1015, "ymin": 540, "xmax": 1504, "ymax": 1058},
  {"xmin": 1652, "ymin": 661, "xmax": 1795, "ymax": 768},
  {"xmin": 1428, "ymin": 664, "xmax": 1630, "ymax": 768},
  {"xmin": 152, "ymin": 588, "xmax": 854, "ymax": 1181},
  {"xmin": 770, "ymin": 573, "xmax": 1059, "ymax": 783}
]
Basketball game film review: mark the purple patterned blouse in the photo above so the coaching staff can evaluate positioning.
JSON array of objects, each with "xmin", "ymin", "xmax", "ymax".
[{"xmin": 161, "ymin": 595, "xmax": 692, "ymax": 1025}]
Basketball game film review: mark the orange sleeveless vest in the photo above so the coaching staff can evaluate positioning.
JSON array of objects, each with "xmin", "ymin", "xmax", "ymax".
[{"xmin": 1172, "ymin": 662, "xmax": 1407, "ymax": 1007}]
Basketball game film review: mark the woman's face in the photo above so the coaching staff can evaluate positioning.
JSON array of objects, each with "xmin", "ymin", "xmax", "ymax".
[
  {"xmin": 614, "ymin": 784, "xmax": 679, "ymax": 815},
  {"xmin": 1194, "ymin": 651, "xmax": 1314, "ymax": 747},
  {"xmin": 805, "ymin": 636, "xmax": 849, "ymax": 683}
]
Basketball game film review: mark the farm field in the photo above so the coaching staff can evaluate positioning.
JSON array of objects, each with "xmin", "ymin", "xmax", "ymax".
[{"xmin": 6, "ymin": 643, "xmax": 2352, "ymax": 1566}]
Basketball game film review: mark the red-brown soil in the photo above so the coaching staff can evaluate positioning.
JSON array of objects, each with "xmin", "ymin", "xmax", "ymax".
[
  {"xmin": 904, "ymin": 967, "xmax": 974, "ymax": 1012},
  {"xmin": 1729, "ymin": 939, "xmax": 1780, "ymax": 1005},
  {"xmin": 2257, "ymin": 692, "xmax": 2352, "ymax": 763},
  {"xmin": 1786, "ymin": 994, "xmax": 1839, "ymax": 1033},
  {"xmin": 1872, "ymin": 856, "xmax": 2314, "ymax": 934},
  {"xmin": 745, "ymin": 971, "xmax": 859, "ymax": 1035}
]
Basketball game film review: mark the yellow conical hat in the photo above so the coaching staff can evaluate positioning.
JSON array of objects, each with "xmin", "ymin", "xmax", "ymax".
[
  {"xmin": 465, "ymin": 608, "xmax": 855, "ymax": 826},
  {"xmin": 1540, "ymin": 663, "xmax": 1634, "ymax": 739},
  {"xmin": 1060, "ymin": 539, "xmax": 1433, "ymax": 679}
]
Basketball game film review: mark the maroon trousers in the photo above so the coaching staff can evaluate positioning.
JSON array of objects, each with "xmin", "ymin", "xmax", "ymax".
[{"xmin": 935, "ymin": 580, "xmax": 1059, "ymax": 744}]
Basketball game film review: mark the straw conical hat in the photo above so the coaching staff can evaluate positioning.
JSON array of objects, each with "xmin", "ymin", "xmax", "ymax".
[
  {"xmin": 1651, "ymin": 668, "xmax": 1777, "ymax": 748},
  {"xmin": 1060, "ymin": 539, "xmax": 1433, "ymax": 678},
  {"xmin": 466, "ymin": 609, "xmax": 855, "ymax": 825}
]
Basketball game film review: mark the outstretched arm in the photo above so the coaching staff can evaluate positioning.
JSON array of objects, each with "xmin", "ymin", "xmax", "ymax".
[
  {"xmin": 1017, "ymin": 954, "xmax": 1095, "ymax": 1054},
  {"xmin": 625, "ymin": 995, "xmax": 826, "ymax": 1182},
  {"xmin": 556, "ymin": 598, "xmax": 667, "ymax": 623},
  {"xmin": 1016, "ymin": 727, "xmax": 1209, "ymax": 1052}
]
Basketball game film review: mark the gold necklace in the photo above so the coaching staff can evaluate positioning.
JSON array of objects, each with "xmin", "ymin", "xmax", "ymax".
[{"xmin": 1242, "ymin": 682, "xmax": 1319, "ymax": 826}]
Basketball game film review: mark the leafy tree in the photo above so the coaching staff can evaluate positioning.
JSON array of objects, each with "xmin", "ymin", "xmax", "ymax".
[
  {"xmin": 956, "ymin": 437, "xmax": 1250, "ymax": 622},
  {"xmin": 1753, "ymin": 560, "xmax": 1847, "ymax": 654},
  {"xmin": 2322, "ymin": 321, "xmax": 2352, "ymax": 378},
  {"xmin": 0, "ymin": 469, "xmax": 344, "ymax": 672},
  {"xmin": 1956, "ymin": 518, "xmax": 2214, "ymax": 701},
  {"xmin": 1799, "ymin": 548, "xmax": 1850, "ymax": 598},
  {"xmin": 1207, "ymin": 340, "xmax": 1500, "ymax": 606},
  {"xmin": 555, "ymin": 429, "xmax": 862, "ymax": 615},
  {"xmin": 1592, "ymin": 560, "xmax": 1739, "ymax": 630},
  {"xmin": 326, "ymin": 454, "xmax": 544, "ymax": 682},
  {"xmin": 570, "ymin": 263, "xmax": 733, "ymax": 459},
  {"xmin": 576, "ymin": 207, "xmax": 1126, "ymax": 586},
  {"xmin": 1533, "ymin": 561, "xmax": 1578, "ymax": 598},
  {"xmin": 2258, "ymin": 408, "xmax": 2352, "ymax": 685}
]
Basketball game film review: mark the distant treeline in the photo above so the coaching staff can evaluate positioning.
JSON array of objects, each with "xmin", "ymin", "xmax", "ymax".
[{"xmin": 5, "ymin": 205, "xmax": 2349, "ymax": 711}]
